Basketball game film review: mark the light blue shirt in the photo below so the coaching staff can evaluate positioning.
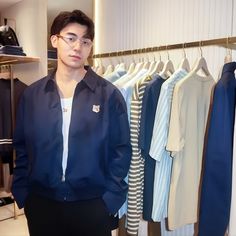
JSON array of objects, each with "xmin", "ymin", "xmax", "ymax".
[
  {"xmin": 149, "ymin": 69, "xmax": 188, "ymax": 221},
  {"xmin": 104, "ymin": 69, "xmax": 127, "ymax": 83}
]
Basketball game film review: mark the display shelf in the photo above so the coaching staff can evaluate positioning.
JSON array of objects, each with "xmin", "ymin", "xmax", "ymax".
[
  {"xmin": 0, "ymin": 54, "xmax": 40, "ymax": 65},
  {"xmin": 0, "ymin": 53, "xmax": 40, "ymax": 221}
]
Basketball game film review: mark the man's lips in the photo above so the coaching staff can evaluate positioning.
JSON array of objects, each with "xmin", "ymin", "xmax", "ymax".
[{"xmin": 70, "ymin": 55, "xmax": 81, "ymax": 60}]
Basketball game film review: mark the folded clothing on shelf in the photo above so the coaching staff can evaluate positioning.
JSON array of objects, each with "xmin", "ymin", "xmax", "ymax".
[
  {"xmin": 0, "ymin": 45, "xmax": 26, "ymax": 56},
  {"xmin": 48, "ymin": 49, "xmax": 57, "ymax": 59}
]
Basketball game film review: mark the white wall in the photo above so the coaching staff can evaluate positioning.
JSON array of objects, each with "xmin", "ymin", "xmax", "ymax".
[
  {"xmin": 94, "ymin": 1, "xmax": 236, "ymax": 235},
  {"xmin": 94, "ymin": 0, "xmax": 236, "ymax": 80},
  {"xmin": 1, "ymin": 0, "xmax": 47, "ymax": 85}
]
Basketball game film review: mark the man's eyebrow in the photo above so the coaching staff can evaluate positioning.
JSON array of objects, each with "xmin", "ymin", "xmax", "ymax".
[
  {"xmin": 65, "ymin": 32, "xmax": 90, "ymax": 39},
  {"xmin": 65, "ymin": 32, "xmax": 77, "ymax": 36}
]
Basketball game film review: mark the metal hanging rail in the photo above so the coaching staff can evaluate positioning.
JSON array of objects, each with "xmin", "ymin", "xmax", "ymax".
[{"xmin": 93, "ymin": 36, "xmax": 236, "ymax": 59}]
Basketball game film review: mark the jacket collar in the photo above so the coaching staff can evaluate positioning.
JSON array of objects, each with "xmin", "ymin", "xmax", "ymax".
[
  {"xmin": 44, "ymin": 66, "xmax": 98, "ymax": 93},
  {"xmin": 222, "ymin": 61, "xmax": 236, "ymax": 74}
]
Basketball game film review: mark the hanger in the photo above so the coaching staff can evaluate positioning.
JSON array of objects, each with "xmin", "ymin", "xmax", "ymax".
[
  {"xmin": 146, "ymin": 49, "xmax": 156, "ymax": 74},
  {"xmin": 159, "ymin": 46, "xmax": 175, "ymax": 78},
  {"xmin": 114, "ymin": 52, "xmax": 126, "ymax": 71},
  {"xmin": 224, "ymin": 37, "xmax": 232, "ymax": 64},
  {"xmin": 96, "ymin": 58, "xmax": 105, "ymax": 76},
  {"xmin": 149, "ymin": 49, "xmax": 164, "ymax": 75},
  {"xmin": 126, "ymin": 49, "xmax": 144, "ymax": 76},
  {"xmin": 179, "ymin": 43, "xmax": 190, "ymax": 72},
  {"xmin": 192, "ymin": 41, "xmax": 210, "ymax": 76},
  {"xmin": 141, "ymin": 48, "xmax": 151, "ymax": 70},
  {"xmin": 103, "ymin": 54, "xmax": 114, "ymax": 76},
  {"xmin": 125, "ymin": 50, "xmax": 135, "ymax": 75},
  {"xmin": 114, "ymin": 52, "xmax": 121, "ymax": 71}
]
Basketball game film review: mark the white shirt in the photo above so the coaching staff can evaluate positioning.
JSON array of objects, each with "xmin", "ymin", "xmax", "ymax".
[{"xmin": 60, "ymin": 97, "xmax": 73, "ymax": 181}]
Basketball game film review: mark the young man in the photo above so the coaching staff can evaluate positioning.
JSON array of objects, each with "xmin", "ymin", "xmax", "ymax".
[{"xmin": 12, "ymin": 10, "xmax": 131, "ymax": 236}]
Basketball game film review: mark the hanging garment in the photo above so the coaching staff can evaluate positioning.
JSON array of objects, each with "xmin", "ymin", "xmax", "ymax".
[
  {"xmin": 116, "ymin": 69, "xmax": 148, "ymax": 220},
  {"xmin": 0, "ymin": 78, "xmax": 27, "ymax": 153},
  {"xmin": 149, "ymin": 68, "xmax": 188, "ymax": 222},
  {"xmin": 104, "ymin": 68, "xmax": 127, "ymax": 83},
  {"xmin": 229, "ymin": 106, "xmax": 236, "ymax": 236},
  {"xmin": 119, "ymin": 69, "xmax": 148, "ymax": 120},
  {"xmin": 139, "ymin": 74, "xmax": 166, "ymax": 220},
  {"xmin": 198, "ymin": 62, "xmax": 236, "ymax": 236},
  {"xmin": 166, "ymin": 71, "xmax": 215, "ymax": 230},
  {"xmin": 127, "ymin": 75, "xmax": 153, "ymax": 235},
  {"xmin": 161, "ymin": 219, "xmax": 194, "ymax": 236}
]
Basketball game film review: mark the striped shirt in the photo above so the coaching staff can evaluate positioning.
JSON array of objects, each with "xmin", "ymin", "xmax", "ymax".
[
  {"xmin": 127, "ymin": 75, "xmax": 153, "ymax": 235},
  {"xmin": 149, "ymin": 69, "xmax": 188, "ymax": 221},
  {"xmin": 117, "ymin": 69, "xmax": 148, "ymax": 218}
]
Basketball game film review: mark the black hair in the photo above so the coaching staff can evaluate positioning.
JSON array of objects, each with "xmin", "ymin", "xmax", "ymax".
[{"xmin": 50, "ymin": 10, "xmax": 94, "ymax": 40}]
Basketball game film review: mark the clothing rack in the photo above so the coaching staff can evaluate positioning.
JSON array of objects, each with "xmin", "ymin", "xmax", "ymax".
[
  {"xmin": 93, "ymin": 36, "xmax": 236, "ymax": 59},
  {"xmin": 0, "ymin": 64, "xmax": 18, "ymax": 221}
]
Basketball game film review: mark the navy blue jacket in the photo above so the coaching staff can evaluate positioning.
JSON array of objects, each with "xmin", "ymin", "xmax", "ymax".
[
  {"xmin": 199, "ymin": 62, "xmax": 236, "ymax": 236},
  {"xmin": 12, "ymin": 66, "xmax": 132, "ymax": 214}
]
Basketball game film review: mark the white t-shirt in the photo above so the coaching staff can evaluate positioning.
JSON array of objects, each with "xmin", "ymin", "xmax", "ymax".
[{"xmin": 60, "ymin": 97, "xmax": 73, "ymax": 181}]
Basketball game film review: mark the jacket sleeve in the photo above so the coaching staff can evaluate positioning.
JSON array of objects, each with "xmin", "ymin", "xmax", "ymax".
[
  {"xmin": 102, "ymin": 88, "xmax": 132, "ymax": 214},
  {"xmin": 11, "ymin": 94, "xmax": 29, "ymax": 209}
]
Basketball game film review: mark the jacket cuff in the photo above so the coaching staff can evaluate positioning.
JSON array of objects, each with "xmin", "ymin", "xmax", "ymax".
[{"xmin": 11, "ymin": 186, "xmax": 29, "ymax": 209}]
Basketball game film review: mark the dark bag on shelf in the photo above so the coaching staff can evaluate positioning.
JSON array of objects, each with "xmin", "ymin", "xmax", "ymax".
[{"xmin": 0, "ymin": 25, "xmax": 19, "ymax": 46}]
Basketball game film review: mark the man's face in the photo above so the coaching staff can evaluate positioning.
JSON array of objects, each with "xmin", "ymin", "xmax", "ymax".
[{"xmin": 51, "ymin": 23, "xmax": 93, "ymax": 69}]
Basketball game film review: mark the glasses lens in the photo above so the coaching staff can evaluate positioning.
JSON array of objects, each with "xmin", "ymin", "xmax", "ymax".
[{"xmin": 58, "ymin": 35, "xmax": 92, "ymax": 47}]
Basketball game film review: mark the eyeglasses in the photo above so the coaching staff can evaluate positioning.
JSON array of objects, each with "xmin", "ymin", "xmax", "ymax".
[{"xmin": 56, "ymin": 34, "xmax": 93, "ymax": 48}]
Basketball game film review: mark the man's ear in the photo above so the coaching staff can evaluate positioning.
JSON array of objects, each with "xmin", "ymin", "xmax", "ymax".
[{"xmin": 50, "ymin": 35, "xmax": 58, "ymax": 48}]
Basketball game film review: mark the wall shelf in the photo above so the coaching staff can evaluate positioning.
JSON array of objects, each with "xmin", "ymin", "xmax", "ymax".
[{"xmin": 0, "ymin": 54, "xmax": 40, "ymax": 65}]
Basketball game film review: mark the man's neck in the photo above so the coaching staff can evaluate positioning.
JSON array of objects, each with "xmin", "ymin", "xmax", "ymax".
[{"xmin": 55, "ymin": 64, "xmax": 87, "ymax": 84}]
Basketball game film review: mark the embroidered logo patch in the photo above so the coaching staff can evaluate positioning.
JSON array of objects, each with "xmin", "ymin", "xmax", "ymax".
[{"xmin": 92, "ymin": 105, "xmax": 100, "ymax": 113}]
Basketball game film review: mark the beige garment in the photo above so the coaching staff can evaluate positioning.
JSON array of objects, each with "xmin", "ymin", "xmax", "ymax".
[{"xmin": 166, "ymin": 71, "xmax": 215, "ymax": 230}]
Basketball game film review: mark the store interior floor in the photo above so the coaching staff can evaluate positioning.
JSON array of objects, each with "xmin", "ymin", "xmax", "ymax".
[{"xmin": 0, "ymin": 195, "xmax": 28, "ymax": 236}]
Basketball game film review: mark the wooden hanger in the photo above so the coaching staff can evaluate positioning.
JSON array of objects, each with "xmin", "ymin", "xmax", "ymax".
[
  {"xmin": 224, "ymin": 37, "xmax": 232, "ymax": 64},
  {"xmin": 103, "ymin": 64, "xmax": 114, "ymax": 76},
  {"xmin": 124, "ymin": 51, "xmax": 136, "ymax": 75},
  {"xmin": 192, "ymin": 57, "xmax": 210, "ymax": 76},
  {"xmin": 118, "ymin": 52, "xmax": 127, "ymax": 71},
  {"xmin": 179, "ymin": 57, "xmax": 190, "ymax": 72},
  {"xmin": 96, "ymin": 58, "xmax": 105, "ymax": 76},
  {"xmin": 178, "ymin": 43, "xmax": 190, "ymax": 72},
  {"xmin": 159, "ymin": 46, "xmax": 175, "ymax": 78},
  {"xmin": 149, "ymin": 50, "xmax": 164, "ymax": 75},
  {"xmin": 159, "ymin": 47, "xmax": 175, "ymax": 78},
  {"xmin": 146, "ymin": 50, "xmax": 157, "ymax": 74},
  {"xmin": 127, "ymin": 61, "xmax": 135, "ymax": 75},
  {"xmin": 192, "ymin": 42, "xmax": 210, "ymax": 76},
  {"xmin": 103, "ymin": 54, "xmax": 114, "ymax": 76},
  {"xmin": 159, "ymin": 59, "xmax": 175, "ymax": 78}
]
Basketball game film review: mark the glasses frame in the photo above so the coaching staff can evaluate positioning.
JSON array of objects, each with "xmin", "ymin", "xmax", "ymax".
[{"xmin": 56, "ymin": 34, "xmax": 93, "ymax": 48}]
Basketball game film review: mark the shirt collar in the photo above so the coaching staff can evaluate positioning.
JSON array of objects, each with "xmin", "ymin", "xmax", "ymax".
[{"xmin": 44, "ymin": 65, "xmax": 98, "ymax": 93}]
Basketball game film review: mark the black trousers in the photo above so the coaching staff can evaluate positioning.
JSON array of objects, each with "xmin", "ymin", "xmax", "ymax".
[{"xmin": 24, "ymin": 194, "xmax": 112, "ymax": 236}]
